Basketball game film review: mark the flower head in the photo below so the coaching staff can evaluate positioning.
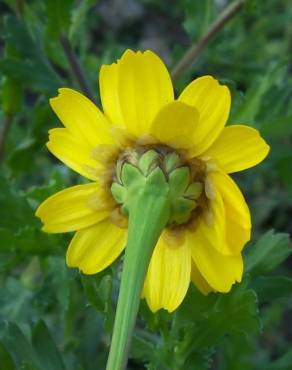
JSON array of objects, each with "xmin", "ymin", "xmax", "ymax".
[{"xmin": 36, "ymin": 49, "xmax": 269, "ymax": 312}]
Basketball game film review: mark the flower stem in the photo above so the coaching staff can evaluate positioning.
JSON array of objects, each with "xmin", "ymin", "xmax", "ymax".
[{"xmin": 106, "ymin": 169, "xmax": 170, "ymax": 370}]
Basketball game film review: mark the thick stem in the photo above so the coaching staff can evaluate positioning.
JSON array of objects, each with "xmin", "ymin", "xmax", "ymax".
[{"xmin": 106, "ymin": 181, "xmax": 170, "ymax": 370}]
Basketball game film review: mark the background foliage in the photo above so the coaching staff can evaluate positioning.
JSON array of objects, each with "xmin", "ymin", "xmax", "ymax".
[{"xmin": 0, "ymin": 0, "xmax": 291, "ymax": 369}]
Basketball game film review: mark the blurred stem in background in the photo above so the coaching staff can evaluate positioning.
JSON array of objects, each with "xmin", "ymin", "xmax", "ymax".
[
  {"xmin": 0, "ymin": 113, "xmax": 13, "ymax": 161},
  {"xmin": 171, "ymin": 0, "xmax": 246, "ymax": 81},
  {"xmin": 60, "ymin": 34, "xmax": 95, "ymax": 103}
]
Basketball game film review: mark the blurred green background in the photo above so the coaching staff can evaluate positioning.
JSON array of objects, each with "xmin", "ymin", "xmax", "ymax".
[{"xmin": 0, "ymin": 0, "xmax": 291, "ymax": 369}]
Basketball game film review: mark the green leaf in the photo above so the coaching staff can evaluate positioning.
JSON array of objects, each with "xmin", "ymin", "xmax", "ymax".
[
  {"xmin": 252, "ymin": 276, "xmax": 292, "ymax": 303},
  {"xmin": 27, "ymin": 170, "xmax": 64, "ymax": 204},
  {"xmin": 46, "ymin": 257, "xmax": 71, "ymax": 319},
  {"xmin": 46, "ymin": 0, "xmax": 74, "ymax": 38},
  {"xmin": 0, "ymin": 321, "xmax": 41, "ymax": 370},
  {"xmin": 69, "ymin": 0, "xmax": 96, "ymax": 46},
  {"xmin": 1, "ymin": 76, "xmax": 22, "ymax": 115},
  {"xmin": 32, "ymin": 321, "xmax": 66, "ymax": 370},
  {"xmin": 1, "ymin": 15, "xmax": 61, "ymax": 94},
  {"xmin": 0, "ymin": 175, "xmax": 63, "ymax": 256},
  {"xmin": 0, "ymin": 175, "xmax": 36, "ymax": 231},
  {"xmin": 261, "ymin": 348, "xmax": 292, "ymax": 370},
  {"xmin": 182, "ymin": 0, "xmax": 215, "ymax": 39},
  {"xmin": 81, "ymin": 271, "xmax": 115, "ymax": 331},
  {"xmin": 158, "ymin": 284, "xmax": 261, "ymax": 368},
  {"xmin": 189, "ymin": 287, "xmax": 260, "ymax": 350},
  {"xmin": 231, "ymin": 64, "xmax": 286, "ymax": 125},
  {"xmin": 245, "ymin": 230, "xmax": 291, "ymax": 276},
  {"xmin": 130, "ymin": 335, "xmax": 156, "ymax": 363},
  {"xmin": 0, "ymin": 58, "xmax": 60, "ymax": 94},
  {"xmin": 0, "ymin": 342, "xmax": 15, "ymax": 370}
]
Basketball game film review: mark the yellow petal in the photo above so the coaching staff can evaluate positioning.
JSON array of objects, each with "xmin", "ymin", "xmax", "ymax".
[
  {"xmin": 117, "ymin": 49, "xmax": 174, "ymax": 137},
  {"xmin": 150, "ymin": 101, "xmax": 199, "ymax": 149},
  {"xmin": 47, "ymin": 128, "xmax": 100, "ymax": 180},
  {"xmin": 191, "ymin": 261, "xmax": 213, "ymax": 295},
  {"xmin": 187, "ymin": 227, "xmax": 243, "ymax": 292},
  {"xmin": 211, "ymin": 171, "xmax": 251, "ymax": 253},
  {"xmin": 67, "ymin": 219, "xmax": 127, "ymax": 274},
  {"xmin": 200, "ymin": 185, "xmax": 230, "ymax": 255},
  {"xmin": 143, "ymin": 232, "xmax": 191, "ymax": 312},
  {"xmin": 36, "ymin": 183, "xmax": 111, "ymax": 233},
  {"xmin": 211, "ymin": 171, "xmax": 251, "ymax": 228},
  {"xmin": 50, "ymin": 88, "xmax": 113, "ymax": 147},
  {"xmin": 179, "ymin": 75, "xmax": 231, "ymax": 156},
  {"xmin": 204, "ymin": 125, "xmax": 270, "ymax": 173},
  {"xmin": 99, "ymin": 62, "xmax": 124, "ymax": 126}
]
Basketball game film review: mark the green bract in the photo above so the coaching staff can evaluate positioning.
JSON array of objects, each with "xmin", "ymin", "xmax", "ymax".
[{"xmin": 111, "ymin": 148, "xmax": 203, "ymax": 225}]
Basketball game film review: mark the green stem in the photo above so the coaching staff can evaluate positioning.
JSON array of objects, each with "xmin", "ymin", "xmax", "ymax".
[{"xmin": 106, "ymin": 176, "xmax": 170, "ymax": 370}]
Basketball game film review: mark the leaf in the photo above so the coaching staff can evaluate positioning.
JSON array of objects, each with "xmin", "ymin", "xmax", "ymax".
[
  {"xmin": 46, "ymin": 0, "xmax": 74, "ymax": 38},
  {"xmin": 189, "ymin": 287, "xmax": 260, "ymax": 350},
  {"xmin": 0, "ymin": 278, "xmax": 34, "ymax": 322},
  {"xmin": 217, "ymin": 335, "xmax": 254, "ymax": 370},
  {"xmin": 0, "ymin": 175, "xmax": 37, "ymax": 231},
  {"xmin": 1, "ymin": 76, "xmax": 22, "ymax": 115},
  {"xmin": 245, "ymin": 230, "xmax": 291, "ymax": 276},
  {"xmin": 182, "ymin": 0, "xmax": 215, "ymax": 39},
  {"xmin": 0, "ymin": 342, "xmax": 15, "ymax": 370},
  {"xmin": 162, "ymin": 284, "xmax": 260, "ymax": 368},
  {"xmin": 130, "ymin": 335, "xmax": 156, "ymax": 363},
  {"xmin": 46, "ymin": 256, "xmax": 71, "ymax": 319},
  {"xmin": 230, "ymin": 64, "xmax": 286, "ymax": 125},
  {"xmin": 0, "ymin": 58, "xmax": 60, "ymax": 95},
  {"xmin": 252, "ymin": 276, "xmax": 292, "ymax": 303},
  {"xmin": 7, "ymin": 103, "xmax": 55, "ymax": 173},
  {"xmin": 262, "ymin": 348, "xmax": 292, "ymax": 370},
  {"xmin": 81, "ymin": 271, "xmax": 115, "ymax": 331},
  {"xmin": 0, "ymin": 321, "xmax": 41, "ymax": 370},
  {"xmin": 32, "ymin": 321, "xmax": 66, "ymax": 370},
  {"xmin": 27, "ymin": 170, "xmax": 65, "ymax": 204},
  {"xmin": 1, "ymin": 15, "xmax": 61, "ymax": 94},
  {"xmin": 0, "ymin": 175, "xmax": 63, "ymax": 256},
  {"xmin": 69, "ymin": 0, "xmax": 96, "ymax": 46}
]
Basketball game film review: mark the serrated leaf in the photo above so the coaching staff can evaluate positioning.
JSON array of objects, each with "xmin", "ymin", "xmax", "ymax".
[
  {"xmin": 0, "ymin": 58, "xmax": 60, "ymax": 94},
  {"xmin": 189, "ymin": 288, "xmax": 260, "ymax": 350},
  {"xmin": 245, "ymin": 230, "xmax": 291, "ymax": 276},
  {"xmin": 1, "ymin": 15, "xmax": 61, "ymax": 94}
]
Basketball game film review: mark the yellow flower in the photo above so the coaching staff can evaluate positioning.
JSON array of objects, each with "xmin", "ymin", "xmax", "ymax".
[{"xmin": 36, "ymin": 49, "xmax": 269, "ymax": 313}]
